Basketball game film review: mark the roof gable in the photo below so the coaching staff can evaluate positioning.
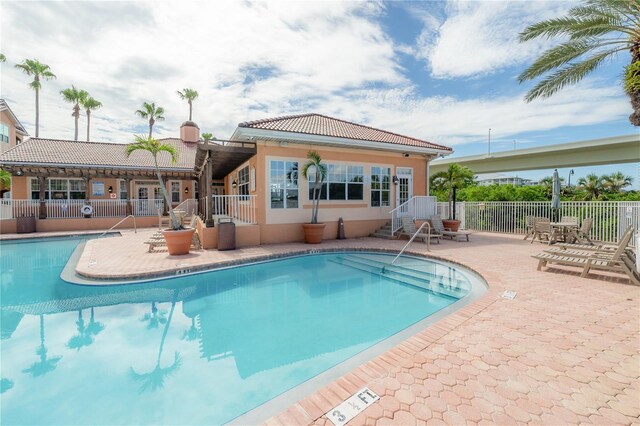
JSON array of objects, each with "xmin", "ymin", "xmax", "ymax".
[
  {"xmin": 238, "ymin": 113, "xmax": 451, "ymax": 152},
  {"xmin": 0, "ymin": 99, "xmax": 29, "ymax": 135}
]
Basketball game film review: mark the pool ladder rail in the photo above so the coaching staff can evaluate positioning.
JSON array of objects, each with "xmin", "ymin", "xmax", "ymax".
[
  {"xmin": 98, "ymin": 215, "xmax": 137, "ymax": 238},
  {"xmin": 382, "ymin": 221, "xmax": 432, "ymax": 273}
]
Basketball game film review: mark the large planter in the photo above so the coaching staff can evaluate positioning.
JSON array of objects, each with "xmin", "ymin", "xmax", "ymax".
[
  {"xmin": 303, "ymin": 223, "xmax": 326, "ymax": 244},
  {"xmin": 442, "ymin": 219, "xmax": 461, "ymax": 232},
  {"xmin": 162, "ymin": 228, "xmax": 196, "ymax": 255}
]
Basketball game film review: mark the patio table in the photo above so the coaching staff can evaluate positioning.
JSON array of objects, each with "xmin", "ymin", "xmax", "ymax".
[{"xmin": 550, "ymin": 221, "xmax": 579, "ymax": 243}]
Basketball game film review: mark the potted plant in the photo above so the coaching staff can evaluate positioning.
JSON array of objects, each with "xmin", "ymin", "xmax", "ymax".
[
  {"xmin": 126, "ymin": 135, "xmax": 194, "ymax": 255},
  {"xmin": 301, "ymin": 151, "xmax": 327, "ymax": 244},
  {"xmin": 430, "ymin": 163, "xmax": 474, "ymax": 232}
]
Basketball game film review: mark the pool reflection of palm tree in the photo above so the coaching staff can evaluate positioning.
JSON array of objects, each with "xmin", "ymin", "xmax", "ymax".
[
  {"xmin": 85, "ymin": 307, "xmax": 105, "ymax": 337},
  {"xmin": 130, "ymin": 302, "xmax": 181, "ymax": 393},
  {"xmin": 67, "ymin": 310, "xmax": 93, "ymax": 351},
  {"xmin": 140, "ymin": 302, "xmax": 167, "ymax": 330},
  {"xmin": 181, "ymin": 317, "xmax": 201, "ymax": 342},
  {"xmin": 22, "ymin": 315, "xmax": 62, "ymax": 377},
  {"xmin": 0, "ymin": 378, "xmax": 14, "ymax": 394}
]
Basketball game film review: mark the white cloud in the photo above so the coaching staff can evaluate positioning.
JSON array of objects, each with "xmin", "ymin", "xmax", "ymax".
[
  {"xmin": 0, "ymin": 0, "xmax": 632, "ymax": 153},
  {"xmin": 415, "ymin": 0, "xmax": 576, "ymax": 79}
]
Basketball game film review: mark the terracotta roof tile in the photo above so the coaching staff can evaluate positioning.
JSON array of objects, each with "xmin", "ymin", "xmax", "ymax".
[
  {"xmin": 0, "ymin": 137, "xmax": 196, "ymax": 171},
  {"xmin": 239, "ymin": 113, "xmax": 451, "ymax": 151}
]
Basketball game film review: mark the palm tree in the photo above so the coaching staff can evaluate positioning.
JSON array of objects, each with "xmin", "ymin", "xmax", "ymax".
[
  {"xmin": 130, "ymin": 302, "xmax": 182, "ymax": 393},
  {"xmin": 603, "ymin": 172, "xmax": 633, "ymax": 192},
  {"xmin": 540, "ymin": 175, "xmax": 566, "ymax": 198},
  {"xmin": 60, "ymin": 86, "xmax": 88, "ymax": 141},
  {"xmin": 430, "ymin": 163, "xmax": 474, "ymax": 219},
  {"xmin": 577, "ymin": 173, "xmax": 604, "ymax": 200},
  {"xmin": 22, "ymin": 315, "xmax": 62, "ymax": 377},
  {"xmin": 14, "ymin": 59, "xmax": 56, "ymax": 137},
  {"xmin": 0, "ymin": 378, "xmax": 13, "ymax": 394},
  {"xmin": 201, "ymin": 132, "xmax": 214, "ymax": 141},
  {"xmin": 126, "ymin": 135, "xmax": 182, "ymax": 229},
  {"xmin": 140, "ymin": 302, "xmax": 168, "ymax": 330},
  {"xmin": 301, "ymin": 151, "xmax": 327, "ymax": 224},
  {"xmin": 518, "ymin": 0, "xmax": 640, "ymax": 125},
  {"xmin": 81, "ymin": 96, "xmax": 102, "ymax": 141},
  {"xmin": 176, "ymin": 88, "xmax": 199, "ymax": 121},
  {"xmin": 135, "ymin": 102, "xmax": 165, "ymax": 138},
  {"xmin": 0, "ymin": 169, "xmax": 10, "ymax": 187},
  {"xmin": 0, "ymin": 53, "xmax": 6, "ymax": 63}
]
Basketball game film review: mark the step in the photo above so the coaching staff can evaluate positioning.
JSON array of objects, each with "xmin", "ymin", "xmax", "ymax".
[
  {"xmin": 370, "ymin": 232, "xmax": 396, "ymax": 239},
  {"xmin": 330, "ymin": 255, "xmax": 468, "ymax": 299}
]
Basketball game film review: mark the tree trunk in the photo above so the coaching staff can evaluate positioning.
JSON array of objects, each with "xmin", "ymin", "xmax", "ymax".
[
  {"xmin": 38, "ymin": 176, "xmax": 46, "ymax": 219},
  {"xmin": 188, "ymin": 101, "xmax": 192, "ymax": 121},
  {"xmin": 73, "ymin": 104, "xmax": 80, "ymax": 141},
  {"xmin": 149, "ymin": 118, "xmax": 155, "ymax": 138},
  {"xmin": 86, "ymin": 109, "xmax": 91, "ymax": 141},
  {"xmin": 154, "ymin": 157, "xmax": 180, "ymax": 229},
  {"xmin": 35, "ymin": 86, "xmax": 40, "ymax": 138}
]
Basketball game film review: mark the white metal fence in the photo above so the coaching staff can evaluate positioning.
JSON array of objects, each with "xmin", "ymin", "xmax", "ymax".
[
  {"xmin": 390, "ymin": 196, "xmax": 437, "ymax": 234},
  {"xmin": 436, "ymin": 201, "xmax": 640, "ymax": 244},
  {"xmin": 0, "ymin": 199, "xmax": 198, "ymax": 220},
  {"xmin": 205, "ymin": 195, "xmax": 257, "ymax": 224}
]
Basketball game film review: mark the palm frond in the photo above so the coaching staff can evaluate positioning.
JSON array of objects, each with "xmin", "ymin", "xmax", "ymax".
[
  {"xmin": 518, "ymin": 39, "xmax": 598, "ymax": 82},
  {"xmin": 524, "ymin": 49, "xmax": 621, "ymax": 101},
  {"xmin": 134, "ymin": 109, "xmax": 148, "ymax": 119},
  {"xmin": 520, "ymin": 17, "xmax": 583, "ymax": 41},
  {"xmin": 155, "ymin": 107, "xmax": 165, "ymax": 120}
]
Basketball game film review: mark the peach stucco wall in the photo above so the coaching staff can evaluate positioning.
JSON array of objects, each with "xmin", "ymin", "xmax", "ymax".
[{"xmin": 0, "ymin": 110, "xmax": 24, "ymax": 154}]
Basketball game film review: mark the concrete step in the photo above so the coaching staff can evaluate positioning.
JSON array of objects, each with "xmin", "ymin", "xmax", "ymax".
[{"xmin": 370, "ymin": 232, "xmax": 396, "ymax": 239}]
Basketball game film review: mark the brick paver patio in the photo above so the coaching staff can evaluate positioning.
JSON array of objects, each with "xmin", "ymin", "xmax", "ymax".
[{"xmin": 51, "ymin": 230, "xmax": 640, "ymax": 424}]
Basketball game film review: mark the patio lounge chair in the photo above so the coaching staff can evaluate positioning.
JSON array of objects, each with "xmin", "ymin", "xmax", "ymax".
[
  {"xmin": 523, "ymin": 216, "xmax": 535, "ymax": 240},
  {"xmin": 430, "ymin": 215, "xmax": 472, "ymax": 242},
  {"xmin": 533, "ymin": 228, "xmax": 639, "ymax": 285},
  {"xmin": 399, "ymin": 216, "xmax": 441, "ymax": 244},
  {"xmin": 552, "ymin": 225, "xmax": 632, "ymax": 253}
]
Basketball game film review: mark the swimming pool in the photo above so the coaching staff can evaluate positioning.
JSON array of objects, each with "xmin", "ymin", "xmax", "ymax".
[{"xmin": 0, "ymin": 237, "xmax": 483, "ymax": 425}]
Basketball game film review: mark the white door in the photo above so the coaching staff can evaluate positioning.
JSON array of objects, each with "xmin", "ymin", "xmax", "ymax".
[{"xmin": 395, "ymin": 167, "xmax": 413, "ymax": 208}]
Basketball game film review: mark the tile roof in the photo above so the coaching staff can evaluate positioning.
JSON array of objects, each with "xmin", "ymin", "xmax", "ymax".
[
  {"xmin": 0, "ymin": 99, "xmax": 28, "ymax": 135},
  {"xmin": 0, "ymin": 137, "xmax": 196, "ymax": 171},
  {"xmin": 238, "ymin": 113, "xmax": 451, "ymax": 151}
]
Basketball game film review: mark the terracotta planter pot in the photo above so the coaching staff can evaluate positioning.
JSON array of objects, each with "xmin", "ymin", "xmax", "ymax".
[
  {"xmin": 442, "ymin": 219, "xmax": 461, "ymax": 232},
  {"xmin": 303, "ymin": 223, "xmax": 326, "ymax": 244},
  {"xmin": 162, "ymin": 228, "xmax": 196, "ymax": 255}
]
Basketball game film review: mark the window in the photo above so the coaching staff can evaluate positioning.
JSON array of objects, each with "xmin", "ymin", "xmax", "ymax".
[
  {"xmin": 371, "ymin": 167, "xmax": 391, "ymax": 207},
  {"xmin": 171, "ymin": 182, "xmax": 180, "ymax": 203},
  {"xmin": 237, "ymin": 166, "xmax": 250, "ymax": 198},
  {"xmin": 119, "ymin": 180, "xmax": 128, "ymax": 200},
  {"xmin": 0, "ymin": 123, "xmax": 8, "ymax": 143},
  {"xmin": 270, "ymin": 160, "xmax": 298, "ymax": 209},
  {"xmin": 309, "ymin": 164, "xmax": 364, "ymax": 201},
  {"xmin": 31, "ymin": 178, "xmax": 86, "ymax": 200}
]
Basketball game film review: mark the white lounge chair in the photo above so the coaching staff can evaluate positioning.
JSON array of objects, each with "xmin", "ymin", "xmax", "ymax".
[
  {"xmin": 399, "ymin": 216, "xmax": 441, "ymax": 244},
  {"xmin": 430, "ymin": 215, "xmax": 472, "ymax": 242}
]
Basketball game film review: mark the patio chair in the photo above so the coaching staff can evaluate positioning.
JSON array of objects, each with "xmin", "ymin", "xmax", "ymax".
[
  {"xmin": 523, "ymin": 216, "xmax": 535, "ymax": 240},
  {"xmin": 430, "ymin": 215, "xmax": 472, "ymax": 242},
  {"xmin": 560, "ymin": 216, "xmax": 579, "ymax": 225},
  {"xmin": 533, "ymin": 228, "xmax": 639, "ymax": 285},
  {"xmin": 530, "ymin": 217, "xmax": 558, "ymax": 245},
  {"xmin": 399, "ymin": 216, "xmax": 441, "ymax": 244},
  {"xmin": 568, "ymin": 218, "xmax": 594, "ymax": 245}
]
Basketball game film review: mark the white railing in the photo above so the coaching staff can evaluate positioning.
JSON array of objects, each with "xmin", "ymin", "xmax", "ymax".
[
  {"xmin": 132, "ymin": 199, "xmax": 165, "ymax": 216},
  {"xmin": 390, "ymin": 196, "xmax": 437, "ymax": 235},
  {"xmin": 435, "ymin": 201, "xmax": 640, "ymax": 244},
  {"xmin": 209, "ymin": 195, "xmax": 257, "ymax": 224},
  {"xmin": 0, "ymin": 199, "xmax": 170, "ymax": 219},
  {"xmin": 174, "ymin": 199, "xmax": 198, "ymax": 218}
]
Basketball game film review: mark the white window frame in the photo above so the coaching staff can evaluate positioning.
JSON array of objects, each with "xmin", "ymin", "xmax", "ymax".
[
  {"xmin": 170, "ymin": 181, "xmax": 181, "ymax": 203},
  {"xmin": 0, "ymin": 123, "xmax": 9, "ymax": 143},
  {"xmin": 308, "ymin": 163, "xmax": 364, "ymax": 201},
  {"xmin": 269, "ymin": 159, "xmax": 299, "ymax": 209},
  {"xmin": 30, "ymin": 177, "xmax": 86, "ymax": 200},
  {"xmin": 370, "ymin": 166, "xmax": 391, "ymax": 207}
]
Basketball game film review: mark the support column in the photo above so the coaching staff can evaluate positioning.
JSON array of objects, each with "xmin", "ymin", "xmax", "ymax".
[
  {"xmin": 125, "ymin": 177, "xmax": 132, "ymax": 215},
  {"xmin": 38, "ymin": 176, "xmax": 47, "ymax": 219},
  {"xmin": 205, "ymin": 155, "xmax": 214, "ymax": 227},
  {"xmin": 84, "ymin": 177, "xmax": 91, "ymax": 204},
  {"xmin": 425, "ymin": 156, "xmax": 431, "ymax": 196}
]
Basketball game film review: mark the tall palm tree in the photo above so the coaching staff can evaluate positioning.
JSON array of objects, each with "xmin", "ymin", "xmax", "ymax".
[
  {"xmin": 577, "ymin": 173, "xmax": 604, "ymax": 200},
  {"xmin": 602, "ymin": 172, "xmax": 633, "ymax": 192},
  {"xmin": 14, "ymin": 59, "xmax": 56, "ymax": 137},
  {"xmin": 301, "ymin": 151, "xmax": 327, "ymax": 224},
  {"xmin": 518, "ymin": 0, "xmax": 640, "ymax": 125},
  {"xmin": 176, "ymin": 88, "xmax": 199, "ymax": 121},
  {"xmin": 125, "ymin": 135, "xmax": 182, "ymax": 229},
  {"xmin": 430, "ymin": 163, "xmax": 475, "ymax": 219},
  {"xmin": 81, "ymin": 96, "xmax": 102, "ymax": 141},
  {"xmin": 60, "ymin": 86, "xmax": 88, "ymax": 141},
  {"xmin": 130, "ymin": 302, "xmax": 182, "ymax": 393},
  {"xmin": 22, "ymin": 315, "xmax": 62, "ymax": 377},
  {"xmin": 135, "ymin": 102, "xmax": 165, "ymax": 138}
]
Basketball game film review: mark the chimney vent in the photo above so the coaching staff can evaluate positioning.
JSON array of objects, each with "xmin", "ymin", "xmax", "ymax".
[{"xmin": 180, "ymin": 121, "xmax": 199, "ymax": 143}]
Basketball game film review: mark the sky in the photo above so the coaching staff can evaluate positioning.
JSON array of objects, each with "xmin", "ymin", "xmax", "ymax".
[{"xmin": 1, "ymin": 0, "xmax": 638, "ymax": 188}]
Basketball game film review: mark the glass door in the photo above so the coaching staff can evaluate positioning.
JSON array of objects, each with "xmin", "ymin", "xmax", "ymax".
[{"xmin": 395, "ymin": 167, "xmax": 413, "ymax": 208}]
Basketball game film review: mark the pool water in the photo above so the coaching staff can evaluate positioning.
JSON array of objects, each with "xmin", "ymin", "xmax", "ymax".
[{"xmin": 0, "ymin": 237, "xmax": 472, "ymax": 425}]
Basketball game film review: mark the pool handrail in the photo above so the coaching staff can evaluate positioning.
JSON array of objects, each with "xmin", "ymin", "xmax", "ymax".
[
  {"xmin": 98, "ymin": 215, "xmax": 137, "ymax": 238},
  {"xmin": 383, "ymin": 221, "xmax": 431, "ymax": 272}
]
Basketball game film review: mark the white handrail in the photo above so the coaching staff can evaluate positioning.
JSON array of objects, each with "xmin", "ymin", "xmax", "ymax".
[
  {"xmin": 383, "ymin": 221, "xmax": 432, "ymax": 272},
  {"xmin": 390, "ymin": 196, "xmax": 437, "ymax": 235},
  {"xmin": 98, "ymin": 215, "xmax": 137, "ymax": 238}
]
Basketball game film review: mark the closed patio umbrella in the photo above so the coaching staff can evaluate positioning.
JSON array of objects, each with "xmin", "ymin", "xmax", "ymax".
[{"xmin": 551, "ymin": 169, "xmax": 561, "ymax": 220}]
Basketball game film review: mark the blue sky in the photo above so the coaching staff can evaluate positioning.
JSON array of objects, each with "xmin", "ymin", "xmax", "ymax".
[{"xmin": 1, "ymin": 0, "xmax": 638, "ymax": 187}]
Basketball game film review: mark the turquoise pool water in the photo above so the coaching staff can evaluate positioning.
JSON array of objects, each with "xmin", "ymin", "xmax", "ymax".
[{"xmin": 0, "ymin": 237, "xmax": 473, "ymax": 425}]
